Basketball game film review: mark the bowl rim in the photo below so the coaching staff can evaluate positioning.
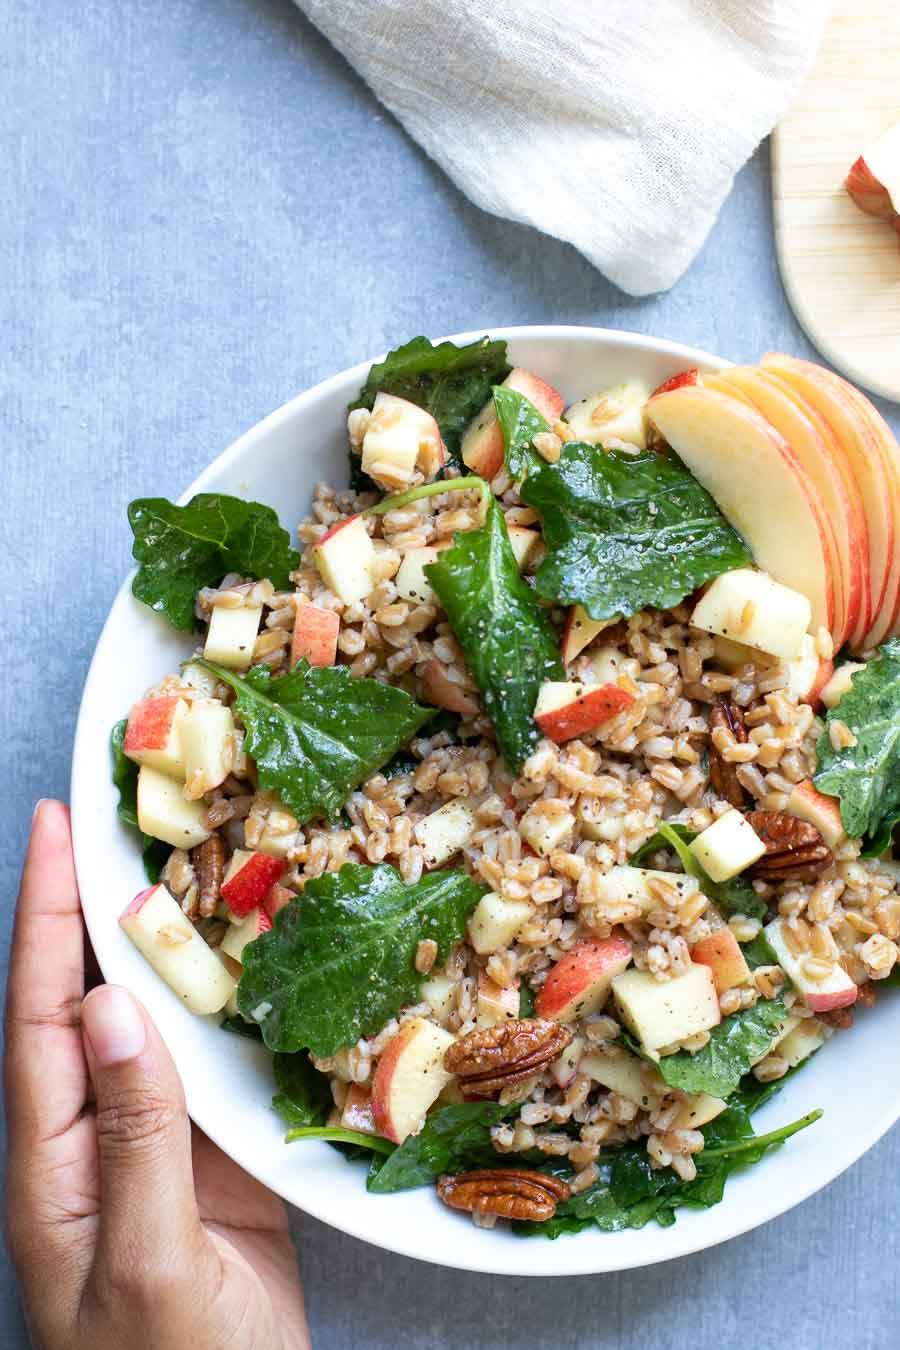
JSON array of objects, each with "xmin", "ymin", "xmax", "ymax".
[{"xmin": 70, "ymin": 324, "xmax": 900, "ymax": 1275}]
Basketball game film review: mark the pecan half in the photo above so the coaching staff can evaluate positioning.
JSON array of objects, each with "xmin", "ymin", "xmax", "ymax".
[
  {"xmin": 437, "ymin": 1169, "xmax": 571, "ymax": 1222},
  {"xmin": 444, "ymin": 1018, "xmax": 572, "ymax": 1096},
  {"xmin": 747, "ymin": 810, "xmax": 832, "ymax": 882},
  {"xmin": 708, "ymin": 697, "xmax": 749, "ymax": 809},
  {"xmin": 192, "ymin": 834, "xmax": 225, "ymax": 917}
]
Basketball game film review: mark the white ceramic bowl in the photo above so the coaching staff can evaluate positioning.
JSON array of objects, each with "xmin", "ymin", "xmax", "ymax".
[{"xmin": 71, "ymin": 326, "xmax": 900, "ymax": 1275}]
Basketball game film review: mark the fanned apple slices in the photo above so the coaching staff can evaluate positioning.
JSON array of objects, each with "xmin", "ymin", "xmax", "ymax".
[{"xmin": 646, "ymin": 357, "xmax": 900, "ymax": 653}]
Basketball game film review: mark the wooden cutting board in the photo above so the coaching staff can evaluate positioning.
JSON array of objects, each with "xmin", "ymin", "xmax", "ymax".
[{"xmin": 772, "ymin": 1, "xmax": 900, "ymax": 403}]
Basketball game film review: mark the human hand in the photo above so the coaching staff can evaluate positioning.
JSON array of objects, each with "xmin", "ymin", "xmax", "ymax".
[{"xmin": 5, "ymin": 800, "xmax": 311, "ymax": 1350}]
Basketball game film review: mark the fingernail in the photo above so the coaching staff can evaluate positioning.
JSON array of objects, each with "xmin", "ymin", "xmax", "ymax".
[
  {"xmin": 32, "ymin": 798, "xmax": 48, "ymax": 823},
  {"xmin": 82, "ymin": 987, "xmax": 147, "ymax": 1066}
]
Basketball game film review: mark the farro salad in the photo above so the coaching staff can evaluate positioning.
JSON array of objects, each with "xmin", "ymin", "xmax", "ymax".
[{"xmin": 112, "ymin": 335, "xmax": 900, "ymax": 1239}]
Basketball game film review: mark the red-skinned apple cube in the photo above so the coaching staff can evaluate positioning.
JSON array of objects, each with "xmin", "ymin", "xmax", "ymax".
[
  {"xmin": 420, "ymin": 658, "xmax": 480, "ymax": 717},
  {"xmin": 180, "ymin": 699, "xmax": 235, "ymax": 798},
  {"xmin": 263, "ymin": 883, "xmax": 295, "ymax": 922},
  {"xmin": 361, "ymin": 392, "xmax": 446, "ymax": 489},
  {"xmin": 370, "ymin": 1017, "xmax": 456, "ymax": 1143},
  {"xmin": 785, "ymin": 780, "xmax": 847, "ymax": 851},
  {"xmin": 461, "ymin": 368, "xmax": 564, "ymax": 480},
  {"xmin": 765, "ymin": 917, "xmax": 858, "ymax": 1013},
  {"xmin": 534, "ymin": 680, "xmax": 633, "ymax": 743},
  {"xmin": 690, "ymin": 928, "xmax": 750, "ymax": 995},
  {"xmin": 124, "ymin": 695, "xmax": 189, "ymax": 779},
  {"xmin": 341, "ymin": 1084, "xmax": 380, "ymax": 1136},
  {"xmin": 560, "ymin": 605, "xmax": 612, "ymax": 664},
  {"xmin": 120, "ymin": 883, "xmax": 236, "ymax": 1015},
  {"xmin": 475, "ymin": 970, "xmax": 520, "ymax": 1029},
  {"xmin": 550, "ymin": 1034, "xmax": 585, "ymax": 1088},
  {"xmin": 536, "ymin": 935, "xmax": 633, "ymax": 1022},
  {"xmin": 291, "ymin": 603, "xmax": 339, "ymax": 668},
  {"xmin": 313, "ymin": 515, "xmax": 376, "ymax": 606},
  {"xmin": 221, "ymin": 850, "xmax": 286, "ymax": 918},
  {"xmin": 220, "ymin": 906, "xmax": 272, "ymax": 964}
]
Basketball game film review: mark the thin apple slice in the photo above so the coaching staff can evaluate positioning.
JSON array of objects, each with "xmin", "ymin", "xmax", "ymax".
[
  {"xmin": 718, "ymin": 367, "xmax": 869, "ymax": 648},
  {"xmin": 760, "ymin": 355, "xmax": 895, "ymax": 649},
  {"xmin": 646, "ymin": 384, "xmax": 836, "ymax": 638}
]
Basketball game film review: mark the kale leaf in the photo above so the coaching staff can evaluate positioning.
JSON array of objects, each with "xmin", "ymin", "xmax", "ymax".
[
  {"xmin": 425, "ymin": 498, "xmax": 563, "ymax": 771},
  {"xmin": 366, "ymin": 1103, "xmax": 517, "ymax": 1193},
  {"xmin": 110, "ymin": 719, "xmax": 170, "ymax": 882},
  {"xmin": 237, "ymin": 862, "xmax": 486, "ymax": 1056},
  {"xmin": 271, "ymin": 1052, "xmax": 332, "ymax": 1129},
  {"xmin": 521, "ymin": 444, "xmax": 750, "ymax": 622},
  {"xmin": 814, "ymin": 639, "xmax": 900, "ymax": 854},
  {"xmin": 199, "ymin": 659, "xmax": 433, "ymax": 825},
  {"xmin": 650, "ymin": 996, "xmax": 790, "ymax": 1099},
  {"xmin": 629, "ymin": 822, "xmax": 767, "ymax": 923},
  {"xmin": 493, "ymin": 386, "xmax": 548, "ymax": 479},
  {"xmin": 128, "ymin": 494, "xmax": 300, "ymax": 631},
  {"xmin": 350, "ymin": 335, "xmax": 510, "ymax": 470}
]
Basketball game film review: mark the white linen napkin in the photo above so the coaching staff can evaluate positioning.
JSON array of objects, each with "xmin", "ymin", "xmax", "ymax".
[{"xmin": 293, "ymin": 0, "xmax": 827, "ymax": 295}]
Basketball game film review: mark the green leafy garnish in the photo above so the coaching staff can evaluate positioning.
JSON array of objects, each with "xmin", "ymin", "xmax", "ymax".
[
  {"xmin": 650, "ymin": 996, "xmax": 790, "ymax": 1099},
  {"xmin": 425, "ymin": 498, "xmax": 563, "ymax": 770},
  {"xmin": 110, "ymin": 719, "xmax": 170, "ymax": 882},
  {"xmin": 516, "ymin": 1103, "xmax": 820, "ymax": 1238},
  {"xmin": 128, "ymin": 494, "xmax": 300, "ymax": 631},
  {"xmin": 367, "ymin": 1103, "xmax": 517, "ymax": 1193},
  {"xmin": 285, "ymin": 1126, "xmax": 394, "ymax": 1156},
  {"xmin": 199, "ymin": 659, "xmax": 433, "ymax": 825},
  {"xmin": 629, "ymin": 822, "xmax": 767, "ymax": 923},
  {"xmin": 271, "ymin": 1052, "xmax": 332, "ymax": 1129},
  {"xmin": 520, "ymin": 444, "xmax": 750, "ymax": 622},
  {"xmin": 237, "ymin": 863, "xmax": 486, "ymax": 1056},
  {"xmin": 350, "ymin": 335, "xmax": 510, "ymax": 470},
  {"xmin": 493, "ymin": 386, "xmax": 548, "ymax": 479},
  {"xmin": 814, "ymin": 639, "xmax": 900, "ymax": 854}
]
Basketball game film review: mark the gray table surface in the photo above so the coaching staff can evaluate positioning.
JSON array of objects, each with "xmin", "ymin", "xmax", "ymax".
[{"xmin": 3, "ymin": 0, "xmax": 899, "ymax": 1345}]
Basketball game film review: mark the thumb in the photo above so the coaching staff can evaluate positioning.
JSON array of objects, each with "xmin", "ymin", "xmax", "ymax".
[{"xmin": 81, "ymin": 985, "xmax": 206, "ymax": 1277}]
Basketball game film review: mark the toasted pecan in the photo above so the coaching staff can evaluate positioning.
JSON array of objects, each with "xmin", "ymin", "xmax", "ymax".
[
  {"xmin": 708, "ymin": 697, "xmax": 750, "ymax": 809},
  {"xmin": 437, "ymin": 1168, "xmax": 571, "ymax": 1222},
  {"xmin": 747, "ymin": 810, "xmax": 832, "ymax": 883},
  {"xmin": 444, "ymin": 1018, "xmax": 572, "ymax": 1096},
  {"xmin": 193, "ymin": 834, "xmax": 226, "ymax": 917}
]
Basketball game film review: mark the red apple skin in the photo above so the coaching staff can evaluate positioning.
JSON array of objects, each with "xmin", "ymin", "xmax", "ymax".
[
  {"xmin": 805, "ymin": 657, "xmax": 834, "ymax": 711},
  {"xmin": 650, "ymin": 369, "xmax": 700, "ymax": 398},
  {"xmin": 462, "ymin": 369, "xmax": 564, "ymax": 480},
  {"xmin": 124, "ymin": 696, "xmax": 181, "ymax": 755},
  {"xmin": 786, "ymin": 779, "xmax": 846, "ymax": 850},
  {"xmin": 845, "ymin": 156, "xmax": 900, "ymax": 225},
  {"xmin": 370, "ymin": 1023, "xmax": 424, "ymax": 1144},
  {"xmin": 690, "ymin": 929, "xmax": 749, "ymax": 995},
  {"xmin": 536, "ymin": 935, "xmax": 633, "ymax": 1022},
  {"xmin": 221, "ymin": 853, "xmax": 286, "ymax": 918},
  {"xmin": 263, "ymin": 883, "xmax": 295, "ymax": 922},
  {"xmin": 291, "ymin": 604, "xmax": 339, "ymax": 668},
  {"xmin": 804, "ymin": 984, "xmax": 858, "ymax": 1014},
  {"xmin": 317, "ymin": 513, "xmax": 360, "ymax": 546},
  {"xmin": 535, "ymin": 684, "xmax": 633, "ymax": 744},
  {"xmin": 121, "ymin": 885, "xmax": 160, "ymax": 920},
  {"xmin": 341, "ymin": 1084, "xmax": 380, "ymax": 1135},
  {"xmin": 421, "ymin": 658, "xmax": 480, "ymax": 718}
]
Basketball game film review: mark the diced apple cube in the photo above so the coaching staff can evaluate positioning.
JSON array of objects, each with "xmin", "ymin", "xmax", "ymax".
[
  {"xmin": 180, "ymin": 700, "xmax": 234, "ymax": 798},
  {"xmin": 712, "ymin": 635, "xmax": 776, "ymax": 672},
  {"xmin": 584, "ymin": 646, "xmax": 636, "ymax": 687},
  {"xmin": 123, "ymin": 696, "xmax": 189, "ymax": 779},
  {"xmin": 361, "ymin": 392, "xmax": 445, "ymax": 489},
  {"xmin": 580, "ymin": 1047, "xmax": 664, "ymax": 1105},
  {"xmin": 291, "ymin": 603, "xmax": 339, "ymax": 668},
  {"xmin": 370, "ymin": 1017, "xmax": 457, "ymax": 1143},
  {"xmin": 468, "ymin": 893, "xmax": 533, "ymax": 955},
  {"xmin": 414, "ymin": 800, "xmax": 476, "ymax": 868},
  {"xmin": 560, "ymin": 604, "xmax": 611, "ymax": 664},
  {"xmin": 394, "ymin": 546, "xmax": 440, "ymax": 604},
  {"xmin": 221, "ymin": 850, "xmax": 286, "ymax": 918},
  {"xmin": 785, "ymin": 780, "xmax": 847, "ymax": 851},
  {"xmin": 507, "ymin": 526, "xmax": 542, "ymax": 571},
  {"xmin": 550, "ymin": 1034, "xmax": 585, "ymax": 1089},
  {"xmin": 534, "ymin": 680, "xmax": 633, "ymax": 744},
  {"xmin": 120, "ymin": 884, "xmax": 236, "ymax": 1015},
  {"xmin": 690, "ymin": 928, "xmax": 750, "ymax": 995},
  {"xmin": 671, "ymin": 1092, "xmax": 728, "ymax": 1130},
  {"xmin": 262, "ymin": 883, "xmax": 295, "ymax": 922},
  {"xmin": 255, "ymin": 807, "xmax": 301, "ymax": 860},
  {"xmin": 137, "ymin": 766, "xmax": 210, "ymax": 849},
  {"xmin": 420, "ymin": 659, "xmax": 480, "ymax": 718},
  {"xmin": 765, "ymin": 917, "xmax": 858, "ymax": 1013},
  {"xmin": 593, "ymin": 865, "xmax": 701, "ymax": 916},
  {"xmin": 313, "ymin": 515, "xmax": 376, "ymax": 606},
  {"xmin": 421, "ymin": 973, "xmax": 458, "ymax": 1024},
  {"xmin": 612, "ymin": 965, "xmax": 721, "ymax": 1053},
  {"xmin": 475, "ymin": 970, "xmax": 520, "ymax": 1028},
  {"xmin": 689, "ymin": 809, "xmax": 766, "ymax": 882},
  {"xmin": 462, "ymin": 368, "xmax": 565, "ymax": 481},
  {"xmin": 181, "ymin": 661, "xmax": 220, "ymax": 698},
  {"xmin": 536, "ymin": 935, "xmax": 632, "ymax": 1022},
  {"xmin": 564, "ymin": 380, "xmax": 651, "ymax": 449},
  {"xmin": 341, "ymin": 1084, "xmax": 380, "ymax": 1136},
  {"xmin": 776, "ymin": 1018, "xmax": 829, "ymax": 1069},
  {"xmin": 519, "ymin": 802, "xmax": 576, "ymax": 856},
  {"xmin": 220, "ymin": 906, "xmax": 272, "ymax": 964},
  {"xmin": 203, "ymin": 605, "xmax": 263, "ymax": 672},
  {"xmin": 690, "ymin": 569, "xmax": 811, "ymax": 660}
]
